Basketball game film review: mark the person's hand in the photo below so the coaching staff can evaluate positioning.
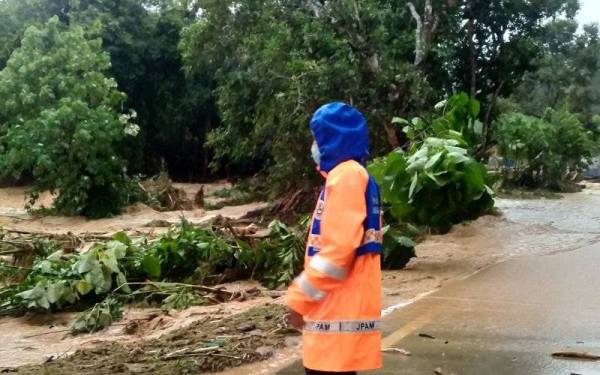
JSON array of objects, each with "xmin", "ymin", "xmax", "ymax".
[{"xmin": 285, "ymin": 308, "xmax": 304, "ymax": 330}]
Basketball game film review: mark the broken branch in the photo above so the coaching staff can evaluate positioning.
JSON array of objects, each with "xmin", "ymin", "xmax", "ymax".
[{"xmin": 552, "ymin": 352, "xmax": 600, "ymax": 361}]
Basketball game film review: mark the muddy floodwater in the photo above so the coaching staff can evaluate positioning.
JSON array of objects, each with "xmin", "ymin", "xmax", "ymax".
[
  {"xmin": 380, "ymin": 183, "xmax": 600, "ymax": 312},
  {"xmin": 498, "ymin": 185, "xmax": 600, "ymax": 234},
  {"xmin": 1, "ymin": 183, "xmax": 599, "ymax": 373}
]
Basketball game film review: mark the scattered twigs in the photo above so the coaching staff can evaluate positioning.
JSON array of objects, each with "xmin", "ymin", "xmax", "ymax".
[
  {"xmin": 0, "ymin": 247, "xmax": 33, "ymax": 255},
  {"xmin": 164, "ymin": 345, "xmax": 220, "ymax": 359},
  {"xmin": 125, "ymin": 282, "xmax": 236, "ymax": 299},
  {"xmin": 382, "ymin": 347, "xmax": 412, "ymax": 356},
  {"xmin": 118, "ymin": 282, "xmax": 261, "ymax": 307},
  {"xmin": 0, "ymin": 263, "xmax": 32, "ymax": 271},
  {"xmin": 23, "ymin": 329, "xmax": 73, "ymax": 339},
  {"xmin": 552, "ymin": 351, "xmax": 600, "ymax": 361}
]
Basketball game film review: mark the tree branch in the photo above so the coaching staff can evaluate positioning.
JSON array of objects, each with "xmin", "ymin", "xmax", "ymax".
[
  {"xmin": 307, "ymin": 0, "xmax": 323, "ymax": 17},
  {"xmin": 480, "ymin": 79, "xmax": 506, "ymax": 156},
  {"xmin": 407, "ymin": 2, "xmax": 424, "ymax": 66},
  {"xmin": 407, "ymin": 2, "xmax": 422, "ymax": 29},
  {"xmin": 352, "ymin": 0, "xmax": 363, "ymax": 31},
  {"xmin": 432, "ymin": 15, "xmax": 440, "ymax": 34}
]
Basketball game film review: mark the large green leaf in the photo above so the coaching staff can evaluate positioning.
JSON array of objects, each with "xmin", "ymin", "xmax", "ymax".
[
  {"xmin": 75, "ymin": 250, "xmax": 97, "ymax": 274},
  {"xmin": 75, "ymin": 280, "xmax": 93, "ymax": 295},
  {"xmin": 112, "ymin": 232, "xmax": 131, "ymax": 246},
  {"xmin": 424, "ymin": 151, "xmax": 443, "ymax": 170},
  {"xmin": 115, "ymin": 272, "xmax": 131, "ymax": 293},
  {"xmin": 16, "ymin": 284, "xmax": 51, "ymax": 310},
  {"xmin": 463, "ymin": 162, "xmax": 485, "ymax": 192},
  {"xmin": 408, "ymin": 173, "xmax": 419, "ymax": 201},
  {"xmin": 106, "ymin": 241, "xmax": 127, "ymax": 259},
  {"xmin": 102, "ymin": 248, "xmax": 121, "ymax": 274},
  {"xmin": 142, "ymin": 254, "xmax": 162, "ymax": 278},
  {"xmin": 46, "ymin": 282, "xmax": 67, "ymax": 304}
]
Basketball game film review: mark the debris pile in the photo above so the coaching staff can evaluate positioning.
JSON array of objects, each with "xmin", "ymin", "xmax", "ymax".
[
  {"xmin": 139, "ymin": 173, "xmax": 194, "ymax": 211},
  {"xmin": 0, "ymin": 220, "xmax": 304, "ymax": 333},
  {"xmin": 10, "ymin": 304, "xmax": 298, "ymax": 375}
]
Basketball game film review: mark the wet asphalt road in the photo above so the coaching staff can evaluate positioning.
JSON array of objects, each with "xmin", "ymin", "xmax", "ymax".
[{"xmin": 280, "ymin": 241, "xmax": 600, "ymax": 375}]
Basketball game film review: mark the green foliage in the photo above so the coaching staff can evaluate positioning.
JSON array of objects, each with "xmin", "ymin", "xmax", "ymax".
[
  {"xmin": 0, "ymin": 0, "xmax": 67, "ymax": 68},
  {"xmin": 0, "ymin": 0, "xmax": 590, "ymax": 189},
  {"xmin": 131, "ymin": 282, "xmax": 208, "ymax": 311},
  {"xmin": 0, "ymin": 0, "xmax": 213, "ymax": 180},
  {"xmin": 495, "ymin": 109, "xmax": 593, "ymax": 190},
  {"xmin": 381, "ymin": 226, "xmax": 416, "ymax": 270},
  {"xmin": 0, "ymin": 261, "xmax": 22, "ymax": 287},
  {"xmin": 180, "ymin": 1, "xmax": 434, "ymax": 191},
  {"xmin": 593, "ymin": 115, "xmax": 600, "ymax": 147},
  {"xmin": 0, "ymin": 220, "xmax": 306, "ymax": 331},
  {"xmin": 0, "ymin": 17, "xmax": 139, "ymax": 218},
  {"xmin": 8, "ymin": 239, "xmax": 132, "ymax": 312},
  {"xmin": 508, "ymin": 21, "xmax": 600, "ymax": 134},
  {"xmin": 370, "ymin": 94, "xmax": 495, "ymax": 234},
  {"xmin": 370, "ymin": 137, "xmax": 494, "ymax": 233},
  {"xmin": 449, "ymin": 0, "xmax": 580, "ymax": 118},
  {"xmin": 160, "ymin": 288, "xmax": 204, "ymax": 311},
  {"xmin": 139, "ymin": 221, "xmax": 256, "ymax": 282},
  {"xmin": 396, "ymin": 93, "xmax": 483, "ymax": 151},
  {"xmin": 255, "ymin": 220, "xmax": 304, "ymax": 290},
  {"xmin": 71, "ymin": 296, "xmax": 123, "ymax": 334}
]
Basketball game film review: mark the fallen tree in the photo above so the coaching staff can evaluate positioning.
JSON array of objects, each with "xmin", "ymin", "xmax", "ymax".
[{"xmin": 0, "ymin": 220, "xmax": 304, "ymax": 333}]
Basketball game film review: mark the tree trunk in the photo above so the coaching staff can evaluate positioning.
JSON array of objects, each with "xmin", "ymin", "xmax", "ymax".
[
  {"xmin": 407, "ymin": 1, "xmax": 439, "ymax": 68},
  {"xmin": 408, "ymin": 2, "xmax": 424, "ymax": 66},
  {"xmin": 384, "ymin": 122, "xmax": 400, "ymax": 149},
  {"xmin": 480, "ymin": 80, "xmax": 506, "ymax": 156},
  {"xmin": 467, "ymin": 1, "xmax": 476, "ymax": 98}
]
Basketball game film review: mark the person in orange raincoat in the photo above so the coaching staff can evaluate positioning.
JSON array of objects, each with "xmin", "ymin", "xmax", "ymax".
[{"xmin": 286, "ymin": 102, "xmax": 383, "ymax": 375}]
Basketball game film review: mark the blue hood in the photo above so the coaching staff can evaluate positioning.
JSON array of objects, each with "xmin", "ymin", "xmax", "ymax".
[{"xmin": 310, "ymin": 102, "xmax": 369, "ymax": 173}]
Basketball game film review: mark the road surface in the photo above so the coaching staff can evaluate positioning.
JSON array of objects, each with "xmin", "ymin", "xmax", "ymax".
[{"xmin": 281, "ymin": 241, "xmax": 600, "ymax": 374}]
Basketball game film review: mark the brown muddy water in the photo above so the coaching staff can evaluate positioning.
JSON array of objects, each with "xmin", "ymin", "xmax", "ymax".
[
  {"xmin": 1, "ymin": 183, "xmax": 599, "ymax": 374},
  {"xmin": 0, "ymin": 182, "xmax": 268, "ymax": 236}
]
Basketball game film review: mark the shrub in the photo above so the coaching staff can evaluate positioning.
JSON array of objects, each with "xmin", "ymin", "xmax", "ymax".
[
  {"xmin": 495, "ymin": 109, "xmax": 593, "ymax": 190},
  {"xmin": 0, "ymin": 17, "xmax": 139, "ymax": 218},
  {"xmin": 368, "ymin": 93, "xmax": 494, "ymax": 234},
  {"xmin": 369, "ymin": 137, "xmax": 494, "ymax": 233},
  {"xmin": 396, "ymin": 93, "xmax": 483, "ymax": 152}
]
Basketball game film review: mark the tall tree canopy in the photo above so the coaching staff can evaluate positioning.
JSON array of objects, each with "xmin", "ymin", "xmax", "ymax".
[
  {"xmin": 0, "ymin": 17, "xmax": 138, "ymax": 217},
  {"xmin": 0, "ymin": 0, "xmax": 215, "ymax": 180},
  {"xmin": 0, "ymin": 0, "xmax": 597, "ymax": 198}
]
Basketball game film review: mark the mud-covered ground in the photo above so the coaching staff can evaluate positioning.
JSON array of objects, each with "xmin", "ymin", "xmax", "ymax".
[
  {"xmin": 1, "ymin": 182, "xmax": 599, "ymax": 374},
  {"xmin": 8, "ymin": 304, "xmax": 298, "ymax": 375}
]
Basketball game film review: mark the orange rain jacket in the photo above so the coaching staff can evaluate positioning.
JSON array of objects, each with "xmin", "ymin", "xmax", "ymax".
[{"xmin": 287, "ymin": 103, "xmax": 383, "ymax": 372}]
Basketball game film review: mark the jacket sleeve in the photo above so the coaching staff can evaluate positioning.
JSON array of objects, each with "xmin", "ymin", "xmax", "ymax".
[{"xmin": 287, "ymin": 163, "xmax": 368, "ymax": 315}]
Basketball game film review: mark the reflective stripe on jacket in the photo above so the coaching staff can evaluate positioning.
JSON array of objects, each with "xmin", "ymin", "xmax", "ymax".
[{"xmin": 286, "ymin": 159, "xmax": 383, "ymax": 372}]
